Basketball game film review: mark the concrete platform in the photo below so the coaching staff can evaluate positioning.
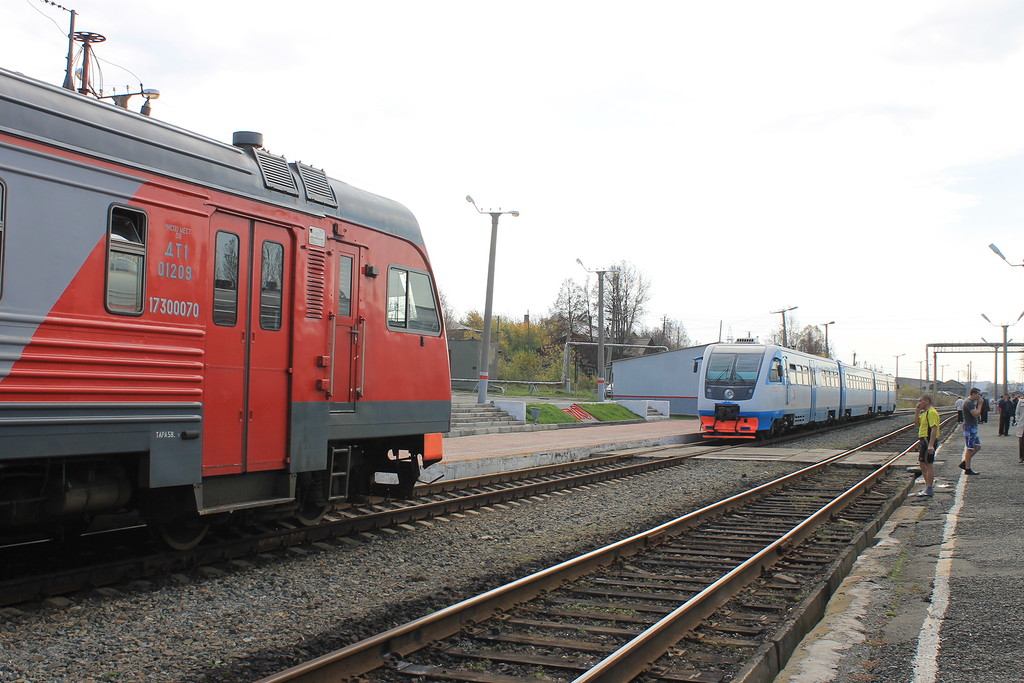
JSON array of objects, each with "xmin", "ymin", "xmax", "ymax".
[
  {"xmin": 427, "ymin": 418, "xmax": 703, "ymax": 480},
  {"xmin": 775, "ymin": 418, "xmax": 1024, "ymax": 683}
]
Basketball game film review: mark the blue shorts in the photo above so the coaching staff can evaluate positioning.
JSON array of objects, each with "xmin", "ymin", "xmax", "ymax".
[{"xmin": 964, "ymin": 424, "xmax": 981, "ymax": 449}]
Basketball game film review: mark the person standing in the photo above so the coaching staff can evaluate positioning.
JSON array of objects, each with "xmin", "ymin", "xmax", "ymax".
[
  {"xmin": 914, "ymin": 395, "xmax": 941, "ymax": 496},
  {"xmin": 955, "ymin": 395, "xmax": 965, "ymax": 423},
  {"xmin": 961, "ymin": 388, "xmax": 982, "ymax": 474},
  {"xmin": 1013, "ymin": 393, "xmax": 1020, "ymax": 427},
  {"xmin": 980, "ymin": 395, "xmax": 990, "ymax": 423},
  {"xmin": 998, "ymin": 394, "xmax": 1012, "ymax": 436},
  {"xmin": 1017, "ymin": 396, "xmax": 1024, "ymax": 463}
]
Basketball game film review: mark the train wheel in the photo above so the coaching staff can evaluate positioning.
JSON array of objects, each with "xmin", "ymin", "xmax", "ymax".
[
  {"xmin": 295, "ymin": 501, "xmax": 330, "ymax": 527},
  {"xmin": 770, "ymin": 419, "xmax": 784, "ymax": 438},
  {"xmin": 155, "ymin": 518, "xmax": 209, "ymax": 551}
]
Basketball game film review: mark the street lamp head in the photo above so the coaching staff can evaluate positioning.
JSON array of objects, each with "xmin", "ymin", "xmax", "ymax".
[
  {"xmin": 825, "ymin": 320, "xmax": 835, "ymax": 326},
  {"xmin": 465, "ymin": 195, "xmax": 474, "ymax": 204},
  {"xmin": 981, "ymin": 313, "xmax": 992, "ymax": 324},
  {"xmin": 509, "ymin": 211, "xmax": 520, "ymax": 217},
  {"xmin": 990, "ymin": 243, "xmax": 1008, "ymax": 261}
]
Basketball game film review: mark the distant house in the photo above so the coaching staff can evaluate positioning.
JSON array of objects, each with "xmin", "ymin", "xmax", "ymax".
[
  {"xmin": 609, "ymin": 344, "xmax": 711, "ymax": 415},
  {"xmin": 897, "ymin": 377, "xmax": 968, "ymax": 395}
]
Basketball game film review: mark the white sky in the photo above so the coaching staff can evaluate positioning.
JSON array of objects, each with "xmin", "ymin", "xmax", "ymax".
[{"xmin": 6, "ymin": 0, "xmax": 1024, "ymax": 385}]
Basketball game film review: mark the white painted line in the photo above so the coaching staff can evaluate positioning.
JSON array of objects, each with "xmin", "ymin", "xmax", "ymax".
[{"xmin": 911, "ymin": 461, "xmax": 967, "ymax": 682}]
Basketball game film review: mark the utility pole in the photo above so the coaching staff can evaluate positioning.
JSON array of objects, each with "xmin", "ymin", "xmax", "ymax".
[
  {"xmin": 466, "ymin": 196, "xmax": 519, "ymax": 404},
  {"xmin": 771, "ymin": 306, "xmax": 798, "ymax": 347}
]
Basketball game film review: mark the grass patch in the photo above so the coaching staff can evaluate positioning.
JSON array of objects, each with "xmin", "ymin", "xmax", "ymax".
[
  {"xmin": 527, "ymin": 404, "xmax": 581, "ymax": 424},
  {"xmin": 578, "ymin": 403, "xmax": 642, "ymax": 421}
]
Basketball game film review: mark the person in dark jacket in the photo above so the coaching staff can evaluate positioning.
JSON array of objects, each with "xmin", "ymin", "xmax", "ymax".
[
  {"xmin": 980, "ymin": 395, "xmax": 990, "ymax": 423},
  {"xmin": 998, "ymin": 394, "xmax": 1012, "ymax": 436}
]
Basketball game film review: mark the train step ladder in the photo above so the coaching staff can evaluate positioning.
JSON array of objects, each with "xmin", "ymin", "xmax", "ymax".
[{"xmin": 327, "ymin": 446, "xmax": 353, "ymax": 501}]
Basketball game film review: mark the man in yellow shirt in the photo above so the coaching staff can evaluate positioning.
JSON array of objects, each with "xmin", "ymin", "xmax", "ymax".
[{"xmin": 915, "ymin": 395, "xmax": 940, "ymax": 497}]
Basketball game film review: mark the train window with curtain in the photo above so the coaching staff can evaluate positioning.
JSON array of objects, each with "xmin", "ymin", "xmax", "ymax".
[
  {"xmin": 386, "ymin": 266, "xmax": 441, "ymax": 334},
  {"xmin": 338, "ymin": 255, "xmax": 353, "ymax": 317},
  {"xmin": 260, "ymin": 241, "xmax": 284, "ymax": 331},
  {"xmin": 106, "ymin": 206, "xmax": 147, "ymax": 315},
  {"xmin": 0, "ymin": 180, "xmax": 5, "ymax": 299},
  {"xmin": 213, "ymin": 231, "xmax": 239, "ymax": 326}
]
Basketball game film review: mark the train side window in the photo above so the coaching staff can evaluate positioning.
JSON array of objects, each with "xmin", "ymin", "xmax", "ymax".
[
  {"xmin": 768, "ymin": 358, "xmax": 784, "ymax": 383},
  {"xmin": 260, "ymin": 241, "xmax": 284, "ymax": 331},
  {"xmin": 106, "ymin": 206, "xmax": 147, "ymax": 315},
  {"xmin": 0, "ymin": 180, "xmax": 5, "ymax": 299},
  {"xmin": 338, "ymin": 255, "xmax": 353, "ymax": 317},
  {"xmin": 213, "ymin": 231, "xmax": 239, "ymax": 326},
  {"xmin": 386, "ymin": 266, "xmax": 441, "ymax": 334}
]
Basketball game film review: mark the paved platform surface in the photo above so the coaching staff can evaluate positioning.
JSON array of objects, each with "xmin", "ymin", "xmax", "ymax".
[
  {"xmin": 441, "ymin": 418, "xmax": 701, "ymax": 461},
  {"xmin": 776, "ymin": 418, "xmax": 1024, "ymax": 683},
  {"xmin": 430, "ymin": 418, "xmax": 702, "ymax": 480}
]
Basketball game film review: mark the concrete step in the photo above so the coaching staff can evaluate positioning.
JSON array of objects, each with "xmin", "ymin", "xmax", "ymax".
[{"xmin": 446, "ymin": 423, "xmax": 560, "ymax": 437}]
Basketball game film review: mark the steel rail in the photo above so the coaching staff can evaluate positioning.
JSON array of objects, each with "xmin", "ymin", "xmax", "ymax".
[
  {"xmin": 0, "ymin": 445, "xmax": 720, "ymax": 608},
  {"xmin": 574, "ymin": 434, "xmax": 922, "ymax": 681},
  {"xmin": 257, "ymin": 421, "xmax": 920, "ymax": 682}
]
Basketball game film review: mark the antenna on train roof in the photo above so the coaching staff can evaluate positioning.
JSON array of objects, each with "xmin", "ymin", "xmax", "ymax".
[{"xmin": 54, "ymin": 7, "xmax": 160, "ymax": 116}]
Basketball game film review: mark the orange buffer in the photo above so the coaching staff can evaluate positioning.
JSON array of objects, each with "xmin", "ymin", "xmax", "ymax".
[{"xmin": 700, "ymin": 415, "xmax": 759, "ymax": 439}]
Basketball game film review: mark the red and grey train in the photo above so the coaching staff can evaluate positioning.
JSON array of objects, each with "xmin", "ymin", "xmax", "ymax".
[{"xmin": 0, "ymin": 67, "xmax": 451, "ymax": 547}]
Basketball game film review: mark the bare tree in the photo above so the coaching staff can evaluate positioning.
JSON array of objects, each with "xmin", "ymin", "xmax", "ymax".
[
  {"xmin": 438, "ymin": 289, "xmax": 458, "ymax": 330},
  {"xmin": 794, "ymin": 325, "xmax": 827, "ymax": 356},
  {"xmin": 767, "ymin": 314, "xmax": 800, "ymax": 348},
  {"xmin": 647, "ymin": 317, "xmax": 692, "ymax": 351},
  {"xmin": 548, "ymin": 278, "xmax": 591, "ymax": 342},
  {"xmin": 603, "ymin": 261, "xmax": 651, "ymax": 357}
]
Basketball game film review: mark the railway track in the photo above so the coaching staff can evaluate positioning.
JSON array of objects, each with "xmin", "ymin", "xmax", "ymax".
[
  {"xmin": 0, "ymin": 448, "xmax": 721, "ymax": 608},
  {"xmin": 0, "ymin": 413, "xmax": 923, "ymax": 610},
  {"xmin": 257, "ymin": 420, "xmax": 939, "ymax": 683}
]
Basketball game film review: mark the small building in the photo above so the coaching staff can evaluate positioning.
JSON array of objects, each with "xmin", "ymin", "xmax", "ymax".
[{"xmin": 609, "ymin": 344, "xmax": 711, "ymax": 416}]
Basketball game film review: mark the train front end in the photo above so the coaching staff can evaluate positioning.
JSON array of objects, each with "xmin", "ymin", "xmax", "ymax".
[{"xmin": 697, "ymin": 343, "xmax": 776, "ymax": 439}]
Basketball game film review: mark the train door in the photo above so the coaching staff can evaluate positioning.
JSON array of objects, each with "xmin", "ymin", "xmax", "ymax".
[
  {"xmin": 331, "ymin": 247, "xmax": 362, "ymax": 408},
  {"xmin": 783, "ymin": 355, "xmax": 791, "ymax": 406},
  {"xmin": 204, "ymin": 213, "xmax": 292, "ymax": 474},
  {"xmin": 810, "ymin": 366, "xmax": 818, "ymax": 421}
]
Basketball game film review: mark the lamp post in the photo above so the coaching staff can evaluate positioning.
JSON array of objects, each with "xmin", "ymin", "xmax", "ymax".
[
  {"xmin": 771, "ymin": 306, "xmax": 798, "ymax": 347},
  {"xmin": 894, "ymin": 353, "xmax": 905, "ymax": 396},
  {"xmin": 821, "ymin": 321, "xmax": 835, "ymax": 357},
  {"xmin": 467, "ymin": 195, "xmax": 519, "ymax": 404},
  {"xmin": 577, "ymin": 259, "xmax": 619, "ymax": 401},
  {"xmin": 989, "ymin": 243, "xmax": 1024, "ymax": 267},
  {"xmin": 981, "ymin": 311, "xmax": 1024, "ymax": 397}
]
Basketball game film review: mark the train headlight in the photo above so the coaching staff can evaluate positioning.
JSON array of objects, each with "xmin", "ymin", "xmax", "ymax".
[{"xmin": 724, "ymin": 389, "xmax": 735, "ymax": 400}]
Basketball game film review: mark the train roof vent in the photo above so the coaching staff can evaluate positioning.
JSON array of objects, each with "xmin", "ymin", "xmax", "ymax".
[
  {"xmin": 253, "ymin": 149, "xmax": 299, "ymax": 196},
  {"xmin": 293, "ymin": 162, "xmax": 338, "ymax": 208},
  {"xmin": 232, "ymin": 131, "xmax": 264, "ymax": 148},
  {"xmin": 735, "ymin": 337, "xmax": 759, "ymax": 344}
]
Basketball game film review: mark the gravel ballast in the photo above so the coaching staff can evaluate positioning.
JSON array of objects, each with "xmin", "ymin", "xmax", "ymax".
[{"xmin": 0, "ymin": 418, "xmax": 915, "ymax": 682}]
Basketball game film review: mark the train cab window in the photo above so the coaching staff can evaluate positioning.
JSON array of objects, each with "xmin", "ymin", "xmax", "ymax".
[
  {"xmin": 768, "ymin": 358, "xmax": 784, "ymax": 383},
  {"xmin": 0, "ymin": 180, "xmax": 5, "ymax": 299},
  {"xmin": 338, "ymin": 255, "xmax": 353, "ymax": 317},
  {"xmin": 106, "ymin": 207, "xmax": 147, "ymax": 315},
  {"xmin": 213, "ymin": 231, "xmax": 239, "ymax": 326},
  {"xmin": 386, "ymin": 266, "xmax": 441, "ymax": 333},
  {"xmin": 260, "ymin": 241, "xmax": 284, "ymax": 331}
]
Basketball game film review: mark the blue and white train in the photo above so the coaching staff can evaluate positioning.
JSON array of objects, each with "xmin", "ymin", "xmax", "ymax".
[{"xmin": 696, "ymin": 341, "xmax": 896, "ymax": 439}]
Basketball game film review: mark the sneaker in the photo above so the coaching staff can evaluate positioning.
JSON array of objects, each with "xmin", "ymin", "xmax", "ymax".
[
  {"xmin": 958, "ymin": 461, "xmax": 967, "ymax": 470},
  {"xmin": 964, "ymin": 469, "xmax": 979, "ymax": 475},
  {"xmin": 915, "ymin": 489, "xmax": 934, "ymax": 497}
]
